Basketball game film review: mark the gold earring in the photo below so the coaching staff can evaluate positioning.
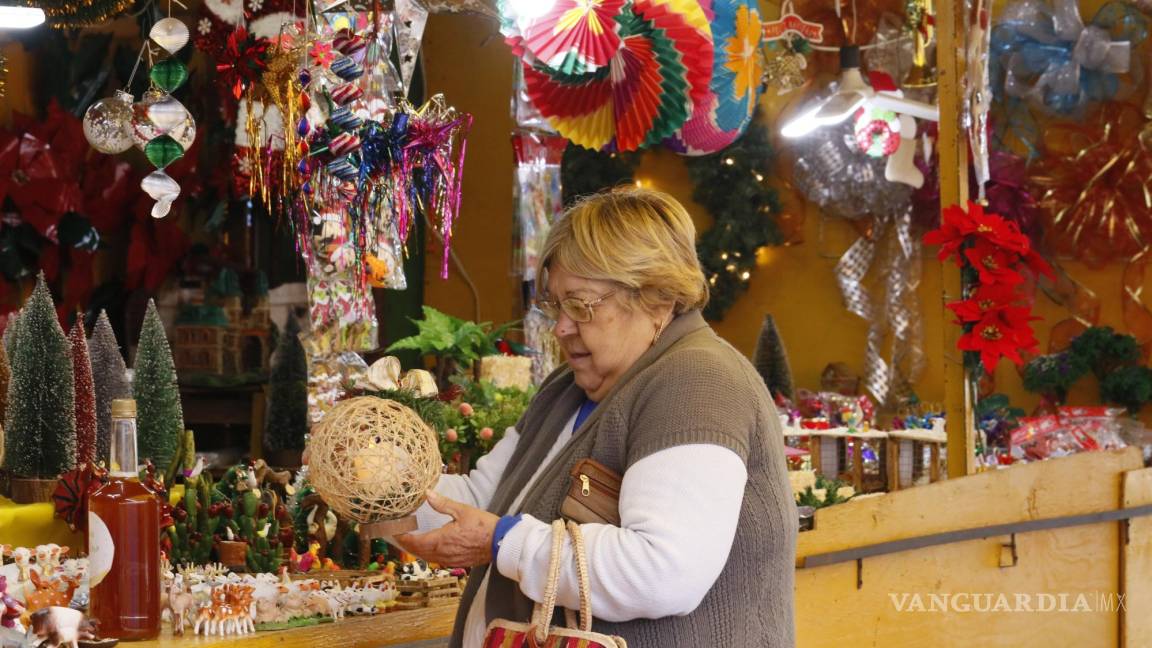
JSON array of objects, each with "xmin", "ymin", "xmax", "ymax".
[{"xmin": 652, "ymin": 322, "xmax": 664, "ymax": 345}]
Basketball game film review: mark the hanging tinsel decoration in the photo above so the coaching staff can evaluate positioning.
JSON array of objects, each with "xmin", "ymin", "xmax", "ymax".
[{"xmin": 32, "ymin": 0, "xmax": 136, "ymax": 29}]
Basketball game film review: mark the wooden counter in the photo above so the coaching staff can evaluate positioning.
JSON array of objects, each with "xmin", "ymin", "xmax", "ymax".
[
  {"xmin": 133, "ymin": 604, "xmax": 456, "ymax": 648},
  {"xmin": 795, "ymin": 448, "xmax": 1152, "ymax": 647}
]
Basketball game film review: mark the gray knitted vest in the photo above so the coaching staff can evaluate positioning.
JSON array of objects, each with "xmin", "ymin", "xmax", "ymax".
[{"xmin": 448, "ymin": 310, "xmax": 797, "ymax": 647}]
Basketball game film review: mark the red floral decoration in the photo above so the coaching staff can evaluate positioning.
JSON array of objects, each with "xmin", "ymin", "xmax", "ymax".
[{"xmin": 925, "ymin": 202, "xmax": 1053, "ymax": 374}]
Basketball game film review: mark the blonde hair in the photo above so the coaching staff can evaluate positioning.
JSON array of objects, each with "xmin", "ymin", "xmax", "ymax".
[{"xmin": 536, "ymin": 187, "xmax": 709, "ymax": 315}]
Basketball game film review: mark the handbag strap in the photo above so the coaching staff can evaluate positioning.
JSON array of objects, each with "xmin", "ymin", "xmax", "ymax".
[
  {"xmin": 528, "ymin": 520, "xmax": 599, "ymax": 641},
  {"xmin": 529, "ymin": 520, "xmax": 567, "ymax": 643},
  {"xmin": 566, "ymin": 520, "xmax": 594, "ymax": 632}
]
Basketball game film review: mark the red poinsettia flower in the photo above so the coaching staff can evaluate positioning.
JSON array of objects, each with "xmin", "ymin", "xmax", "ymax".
[
  {"xmin": 963, "ymin": 238, "xmax": 1025, "ymax": 286},
  {"xmin": 924, "ymin": 202, "xmax": 1032, "ymax": 264},
  {"xmin": 923, "ymin": 201, "xmax": 986, "ymax": 263},
  {"xmin": 968, "ymin": 205, "xmax": 1031, "ymax": 255},
  {"xmin": 958, "ymin": 305, "xmax": 1039, "ymax": 372},
  {"xmin": 947, "ymin": 283, "xmax": 1021, "ymax": 322}
]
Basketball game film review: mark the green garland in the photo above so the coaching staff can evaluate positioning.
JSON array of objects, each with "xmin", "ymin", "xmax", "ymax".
[
  {"xmin": 560, "ymin": 145, "xmax": 641, "ymax": 206},
  {"xmin": 558, "ymin": 117, "xmax": 781, "ymax": 321},
  {"xmin": 1022, "ymin": 326, "xmax": 1152, "ymax": 413},
  {"xmin": 685, "ymin": 118, "xmax": 781, "ymax": 320}
]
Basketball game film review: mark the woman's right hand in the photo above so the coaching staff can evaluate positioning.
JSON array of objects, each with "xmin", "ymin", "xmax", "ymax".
[{"xmin": 395, "ymin": 490, "xmax": 500, "ymax": 567}]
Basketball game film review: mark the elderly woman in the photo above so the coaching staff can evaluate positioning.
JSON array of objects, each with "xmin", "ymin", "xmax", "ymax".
[{"xmin": 397, "ymin": 188, "xmax": 797, "ymax": 647}]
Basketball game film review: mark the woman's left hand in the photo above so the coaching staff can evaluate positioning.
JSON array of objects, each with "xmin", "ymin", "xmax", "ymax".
[{"xmin": 394, "ymin": 490, "xmax": 501, "ymax": 567}]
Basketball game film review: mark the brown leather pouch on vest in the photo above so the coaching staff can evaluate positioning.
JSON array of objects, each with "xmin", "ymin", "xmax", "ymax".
[{"xmin": 560, "ymin": 458, "xmax": 622, "ymax": 527}]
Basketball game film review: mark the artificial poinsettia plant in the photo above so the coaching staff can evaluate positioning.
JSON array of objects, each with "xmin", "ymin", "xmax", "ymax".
[{"xmin": 924, "ymin": 202, "xmax": 1053, "ymax": 373}]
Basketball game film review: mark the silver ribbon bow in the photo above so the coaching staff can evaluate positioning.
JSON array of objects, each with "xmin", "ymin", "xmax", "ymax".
[{"xmin": 834, "ymin": 207, "xmax": 925, "ymax": 406}]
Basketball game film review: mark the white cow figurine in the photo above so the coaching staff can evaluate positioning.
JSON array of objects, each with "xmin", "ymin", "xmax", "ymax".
[{"xmin": 25, "ymin": 606, "xmax": 84, "ymax": 648}]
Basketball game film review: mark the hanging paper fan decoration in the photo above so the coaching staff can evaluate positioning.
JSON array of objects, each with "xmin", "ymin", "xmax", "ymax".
[
  {"xmin": 522, "ymin": 2, "xmax": 711, "ymax": 152},
  {"xmin": 52, "ymin": 464, "xmax": 108, "ymax": 532},
  {"xmin": 667, "ymin": 0, "xmax": 763, "ymax": 155},
  {"xmin": 515, "ymin": 0, "xmax": 629, "ymax": 76},
  {"xmin": 634, "ymin": 0, "xmax": 713, "ymax": 106}
]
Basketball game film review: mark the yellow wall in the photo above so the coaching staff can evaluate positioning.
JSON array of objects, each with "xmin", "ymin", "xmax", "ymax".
[
  {"xmin": 420, "ymin": 1, "xmax": 1152, "ymax": 417},
  {"xmin": 419, "ymin": 10, "xmax": 949, "ymax": 407}
]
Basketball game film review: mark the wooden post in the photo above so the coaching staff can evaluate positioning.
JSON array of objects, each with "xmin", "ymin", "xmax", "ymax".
[
  {"xmin": 810, "ymin": 435, "xmax": 822, "ymax": 475},
  {"xmin": 886, "ymin": 438, "xmax": 902, "ymax": 491},
  {"xmin": 851, "ymin": 438, "xmax": 865, "ymax": 492},
  {"xmin": 935, "ymin": 0, "xmax": 975, "ymax": 478}
]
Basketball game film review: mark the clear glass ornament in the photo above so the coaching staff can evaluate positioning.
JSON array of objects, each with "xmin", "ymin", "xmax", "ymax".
[
  {"xmin": 83, "ymin": 91, "xmax": 135, "ymax": 155},
  {"xmin": 132, "ymin": 89, "xmax": 197, "ymax": 150}
]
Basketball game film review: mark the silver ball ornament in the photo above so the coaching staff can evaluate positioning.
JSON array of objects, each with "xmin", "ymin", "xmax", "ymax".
[{"xmin": 83, "ymin": 91, "xmax": 135, "ymax": 155}]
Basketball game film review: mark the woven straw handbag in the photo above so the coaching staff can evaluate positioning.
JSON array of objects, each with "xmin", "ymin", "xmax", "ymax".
[{"xmin": 483, "ymin": 519, "xmax": 627, "ymax": 648}]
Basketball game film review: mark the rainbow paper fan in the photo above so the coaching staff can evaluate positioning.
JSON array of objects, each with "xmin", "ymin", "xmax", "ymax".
[
  {"xmin": 500, "ymin": 0, "xmax": 628, "ymax": 77},
  {"xmin": 523, "ymin": 4, "xmax": 695, "ymax": 151},
  {"xmin": 667, "ymin": 0, "xmax": 763, "ymax": 155}
]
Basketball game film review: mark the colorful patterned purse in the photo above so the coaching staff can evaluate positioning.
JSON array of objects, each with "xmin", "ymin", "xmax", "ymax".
[{"xmin": 483, "ymin": 520, "xmax": 627, "ymax": 648}]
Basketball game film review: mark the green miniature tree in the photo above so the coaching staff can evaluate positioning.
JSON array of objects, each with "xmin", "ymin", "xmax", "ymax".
[
  {"xmin": 0, "ymin": 342, "xmax": 9, "ymax": 468},
  {"xmin": 3, "ymin": 311, "xmax": 21, "ymax": 356},
  {"xmin": 69, "ymin": 320, "xmax": 97, "ymax": 466},
  {"xmin": 89, "ymin": 311, "xmax": 131, "ymax": 466},
  {"xmin": 2, "ymin": 273, "xmax": 76, "ymax": 478},
  {"xmin": 0, "ymin": 343, "xmax": 10, "ymax": 433},
  {"xmin": 266, "ymin": 315, "xmax": 309, "ymax": 452},
  {"xmin": 133, "ymin": 300, "xmax": 184, "ymax": 477},
  {"xmin": 752, "ymin": 314, "xmax": 794, "ymax": 400}
]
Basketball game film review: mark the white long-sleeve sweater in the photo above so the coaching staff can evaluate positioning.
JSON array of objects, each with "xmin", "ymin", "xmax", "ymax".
[{"xmin": 413, "ymin": 408, "xmax": 748, "ymax": 647}]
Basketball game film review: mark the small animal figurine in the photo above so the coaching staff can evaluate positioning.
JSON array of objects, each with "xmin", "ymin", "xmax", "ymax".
[
  {"xmin": 2, "ymin": 548, "xmax": 32, "ymax": 585},
  {"xmin": 296, "ymin": 543, "xmax": 322, "ymax": 573},
  {"xmin": 24, "ymin": 572, "xmax": 79, "ymax": 614},
  {"xmin": 252, "ymin": 460, "xmax": 293, "ymax": 495},
  {"xmin": 25, "ymin": 606, "xmax": 84, "ymax": 648},
  {"xmin": 166, "ymin": 580, "xmax": 195, "ymax": 636},
  {"xmin": 192, "ymin": 588, "xmax": 225, "ymax": 636},
  {"xmin": 33, "ymin": 546, "xmax": 68, "ymax": 579}
]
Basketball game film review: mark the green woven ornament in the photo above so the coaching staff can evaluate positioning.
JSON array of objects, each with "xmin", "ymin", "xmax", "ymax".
[
  {"xmin": 145, "ymin": 135, "xmax": 184, "ymax": 168},
  {"xmin": 150, "ymin": 58, "xmax": 188, "ymax": 92}
]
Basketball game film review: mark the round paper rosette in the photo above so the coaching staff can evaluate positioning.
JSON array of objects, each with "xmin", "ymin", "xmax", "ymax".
[
  {"xmin": 501, "ymin": 0, "xmax": 628, "ymax": 77},
  {"xmin": 521, "ymin": 1, "xmax": 713, "ymax": 152},
  {"xmin": 666, "ymin": 0, "xmax": 762, "ymax": 155}
]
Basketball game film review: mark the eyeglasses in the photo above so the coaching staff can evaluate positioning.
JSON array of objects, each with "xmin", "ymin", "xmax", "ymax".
[{"xmin": 537, "ymin": 290, "xmax": 617, "ymax": 323}]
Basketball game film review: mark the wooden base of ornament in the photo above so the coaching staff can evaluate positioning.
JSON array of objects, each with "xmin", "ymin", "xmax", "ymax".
[
  {"xmin": 359, "ymin": 516, "xmax": 418, "ymax": 568},
  {"xmin": 8, "ymin": 477, "xmax": 58, "ymax": 504}
]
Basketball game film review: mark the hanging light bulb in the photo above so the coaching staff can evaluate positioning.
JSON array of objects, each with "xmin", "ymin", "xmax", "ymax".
[
  {"xmin": 781, "ymin": 45, "xmax": 939, "ymax": 138},
  {"xmin": 0, "ymin": 6, "xmax": 45, "ymax": 29}
]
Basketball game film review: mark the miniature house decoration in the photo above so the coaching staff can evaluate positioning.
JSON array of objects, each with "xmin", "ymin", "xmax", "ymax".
[{"xmin": 173, "ymin": 269, "xmax": 272, "ymax": 376}]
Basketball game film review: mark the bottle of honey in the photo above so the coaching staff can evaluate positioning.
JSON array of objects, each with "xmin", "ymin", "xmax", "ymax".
[{"xmin": 88, "ymin": 398, "xmax": 161, "ymax": 640}]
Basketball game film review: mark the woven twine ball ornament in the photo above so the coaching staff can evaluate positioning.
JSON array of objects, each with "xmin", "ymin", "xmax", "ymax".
[{"xmin": 308, "ymin": 396, "xmax": 441, "ymax": 536}]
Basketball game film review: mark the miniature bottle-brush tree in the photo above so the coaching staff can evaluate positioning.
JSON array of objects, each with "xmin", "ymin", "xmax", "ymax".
[
  {"xmin": 752, "ymin": 314, "xmax": 795, "ymax": 400},
  {"xmin": 89, "ymin": 311, "xmax": 131, "ymax": 466},
  {"xmin": 133, "ymin": 300, "xmax": 184, "ymax": 478},
  {"xmin": 0, "ymin": 344, "xmax": 9, "ymax": 467},
  {"xmin": 266, "ymin": 315, "xmax": 309, "ymax": 452},
  {"xmin": 2, "ymin": 273, "xmax": 76, "ymax": 479},
  {"xmin": 69, "ymin": 321, "xmax": 97, "ymax": 466}
]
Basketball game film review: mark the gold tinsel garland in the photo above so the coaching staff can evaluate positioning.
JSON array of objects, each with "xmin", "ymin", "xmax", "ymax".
[
  {"xmin": 28, "ymin": 0, "xmax": 137, "ymax": 29},
  {"xmin": 0, "ymin": 54, "xmax": 7, "ymax": 99}
]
